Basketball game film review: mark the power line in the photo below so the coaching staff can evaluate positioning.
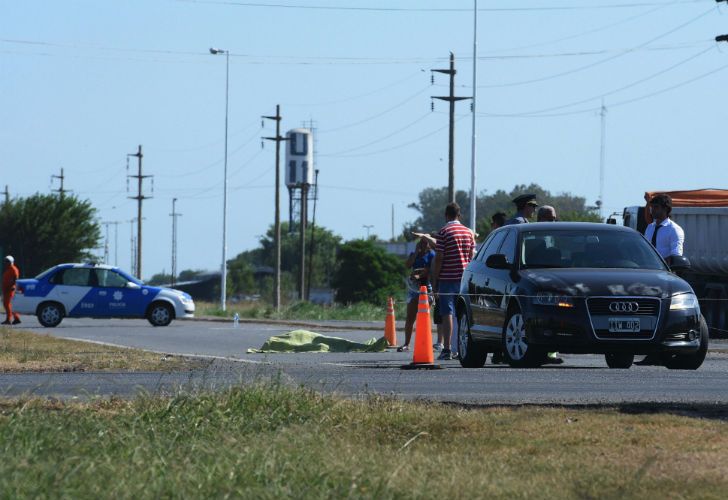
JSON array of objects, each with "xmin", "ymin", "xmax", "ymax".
[
  {"xmin": 1, "ymin": 37, "xmax": 710, "ymax": 65},
  {"xmin": 176, "ymin": 0, "xmax": 704, "ymax": 13},
  {"xmin": 319, "ymin": 112, "xmax": 432, "ymax": 156},
  {"xmin": 480, "ymin": 45, "xmax": 715, "ymax": 117},
  {"xmin": 322, "ymin": 116, "xmax": 468, "ymax": 159},
  {"xmin": 284, "ymin": 70, "xmax": 424, "ymax": 106},
  {"xmin": 476, "ymin": 6, "xmax": 715, "ymax": 88},
  {"xmin": 479, "ymin": 59, "xmax": 728, "ymax": 118},
  {"xmin": 318, "ymin": 86, "xmax": 430, "ymax": 134},
  {"xmin": 479, "ymin": 0, "xmax": 676, "ymax": 54}
]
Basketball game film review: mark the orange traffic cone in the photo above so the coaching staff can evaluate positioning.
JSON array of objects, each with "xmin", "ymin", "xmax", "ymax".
[
  {"xmin": 384, "ymin": 297, "xmax": 397, "ymax": 347},
  {"xmin": 401, "ymin": 285, "xmax": 442, "ymax": 370}
]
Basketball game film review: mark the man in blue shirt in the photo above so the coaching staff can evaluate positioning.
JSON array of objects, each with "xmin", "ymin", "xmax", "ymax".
[
  {"xmin": 637, "ymin": 193, "xmax": 685, "ymax": 366},
  {"xmin": 643, "ymin": 193, "xmax": 684, "ymax": 264}
]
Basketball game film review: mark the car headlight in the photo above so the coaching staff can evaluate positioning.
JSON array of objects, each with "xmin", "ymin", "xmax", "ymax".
[
  {"xmin": 533, "ymin": 292, "xmax": 575, "ymax": 308},
  {"xmin": 670, "ymin": 292, "xmax": 699, "ymax": 311}
]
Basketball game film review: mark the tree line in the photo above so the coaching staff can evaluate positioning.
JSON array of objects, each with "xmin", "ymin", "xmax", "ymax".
[{"xmin": 1, "ymin": 185, "xmax": 601, "ymax": 305}]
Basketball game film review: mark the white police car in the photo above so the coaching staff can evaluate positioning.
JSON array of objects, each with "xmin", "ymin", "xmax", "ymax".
[{"xmin": 12, "ymin": 263, "xmax": 195, "ymax": 327}]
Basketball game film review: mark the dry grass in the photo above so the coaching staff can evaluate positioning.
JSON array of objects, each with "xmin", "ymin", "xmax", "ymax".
[
  {"xmin": 0, "ymin": 385, "xmax": 727, "ymax": 498},
  {"xmin": 0, "ymin": 327, "xmax": 206, "ymax": 372}
]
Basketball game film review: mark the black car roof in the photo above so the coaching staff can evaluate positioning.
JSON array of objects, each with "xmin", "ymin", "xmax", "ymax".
[{"xmin": 501, "ymin": 222, "xmax": 635, "ymax": 233}]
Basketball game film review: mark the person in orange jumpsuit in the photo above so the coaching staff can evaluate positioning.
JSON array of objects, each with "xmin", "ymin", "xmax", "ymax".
[{"xmin": 2, "ymin": 255, "xmax": 21, "ymax": 325}]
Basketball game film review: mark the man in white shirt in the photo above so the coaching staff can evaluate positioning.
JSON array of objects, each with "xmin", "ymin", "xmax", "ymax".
[
  {"xmin": 637, "ymin": 193, "xmax": 685, "ymax": 366},
  {"xmin": 643, "ymin": 193, "xmax": 684, "ymax": 264}
]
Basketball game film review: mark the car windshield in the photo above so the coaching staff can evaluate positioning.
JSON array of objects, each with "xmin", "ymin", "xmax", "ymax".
[
  {"xmin": 35, "ymin": 267, "xmax": 59, "ymax": 280},
  {"xmin": 115, "ymin": 269, "xmax": 144, "ymax": 285},
  {"xmin": 520, "ymin": 229, "xmax": 665, "ymax": 270}
]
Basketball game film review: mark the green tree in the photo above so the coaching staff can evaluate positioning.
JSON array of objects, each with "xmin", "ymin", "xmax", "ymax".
[
  {"xmin": 227, "ymin": 222, "xmax": 342, "ymax": 302},
  {"xmin": 332, "ymin": 239, "xmax": 404, "ymax": 305},
  {"xmin": 406, "ymin": 184, "xmax": 601, "ymax": 241},
  {"xmin": 0, "ymin": 194, "xmax": 100, "ymax": 277},
  {"xmin": 178, "ymin": 269, "xmax": 207, "ymax": 282},
  {"xmin": 148, "ymin": 272, "xmax": 173, "ymax": 285}
]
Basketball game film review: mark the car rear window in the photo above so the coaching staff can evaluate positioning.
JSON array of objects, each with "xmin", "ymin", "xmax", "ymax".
[{"xmin": 520, "ymin": 229, "xmax": 665, "ymax": 270}]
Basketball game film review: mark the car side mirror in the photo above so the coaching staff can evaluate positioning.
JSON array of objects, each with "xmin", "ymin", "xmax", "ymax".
[
  {"xmin": 486, "ymin": 253, "xmax": 511, "ymax": 270},
  {"xmin": 126, "ymin": 281, "xmax": 141, "ymax": 289},
  {"xmin": 668, "ymin": 255, "xmax": 691, "ymax": 272}
]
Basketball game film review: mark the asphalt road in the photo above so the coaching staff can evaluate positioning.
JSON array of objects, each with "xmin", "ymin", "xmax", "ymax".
[{"xmin": 3, "ymin": 316, "xmax": 728, "ymax": 407}]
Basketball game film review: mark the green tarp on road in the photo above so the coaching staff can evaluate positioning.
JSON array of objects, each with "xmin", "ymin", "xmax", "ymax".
[{"xmin": 247, "ymin": 330, "xmax": 390, "ymax": 353}]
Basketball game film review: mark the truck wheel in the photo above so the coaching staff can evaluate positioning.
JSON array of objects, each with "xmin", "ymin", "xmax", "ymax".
[
  {"xmin": 662, "ymin": 316, "xmax": 709, "ymax": 370},
  {"xmin": 502, "ymin": 307, "xmax": 543, "ymax": 368},
  {"xmin": 457, "ymin": 308, "xmax": 487, "ymax": 368},
  {"xmin": 37, "ymin": 302, "xmax": 64, "ymax": 328},
  {"xmin": 604, "ymin": 353, "xmax": 634, "ymax": 369},
  {"xmin": 147, "ymin": 302, "xmax": 173, "ymax": 327}
]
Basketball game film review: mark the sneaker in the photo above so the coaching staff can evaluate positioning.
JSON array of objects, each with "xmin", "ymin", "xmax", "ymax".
[
  {"xmin": 396, "ymin": 345, "xmax": 409, "ymax": 352},
  {"xmin": 491, "ymin": 351, "xmax": 506, "ymax": 365},
  {"xmin": 12, "ymin": 318, "xmax": 21, "ymax": 325},
  {"xmin": 437, "ymin": 349, "xmax": 452, "ymax": 361},
  {"xmin": 1, "ymin": 320, "xmax": 10, "ymax": 325},
  {"xmin": 543, "ymin": 352, "xmax": 564, "ymax": 365},
  {"xmin": 433, "ymin": 343, "xmax": 444, "ymax": 351},
  {"xmin": 452, "ymin": 352, "xmax": 460, "ymax": 360}
]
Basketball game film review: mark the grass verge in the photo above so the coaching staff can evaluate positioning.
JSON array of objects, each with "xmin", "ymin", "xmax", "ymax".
[
  {"xmin": 197, "ymin": 300, "xmax": 408, "ymax": 322},
  {"xmin": 1, "ymin": 383, "xmax": 727, "ymax": 498},
  {"xmin": 0, "ymin": 327, "xmax": 207, "ymax": 372}
]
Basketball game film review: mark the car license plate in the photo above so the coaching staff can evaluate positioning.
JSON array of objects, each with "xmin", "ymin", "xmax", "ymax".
[{"xmin": 608, "ymin": 318, "xmax": 640, "ymax": 333}]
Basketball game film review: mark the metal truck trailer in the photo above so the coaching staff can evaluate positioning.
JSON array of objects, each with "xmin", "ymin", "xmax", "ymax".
[{"xmin": 623, "ymin": 205, "xmax": 728, "ymax": 337}]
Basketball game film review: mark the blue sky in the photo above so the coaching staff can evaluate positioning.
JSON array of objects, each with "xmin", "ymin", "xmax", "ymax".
[{"xmin": 2, "ymin": 0, "xmax": 727, "ymax": 279}]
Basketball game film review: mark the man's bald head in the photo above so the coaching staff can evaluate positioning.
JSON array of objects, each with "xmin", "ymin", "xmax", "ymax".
[{"xmin": 537, "ymin": 205, "xmax": 557, "ymax": 222}]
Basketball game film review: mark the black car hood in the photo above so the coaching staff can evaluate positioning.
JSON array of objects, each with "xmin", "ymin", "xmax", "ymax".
[{"xmin": 518, "ymin": 268, "xmax": 691, "ymax": 299}]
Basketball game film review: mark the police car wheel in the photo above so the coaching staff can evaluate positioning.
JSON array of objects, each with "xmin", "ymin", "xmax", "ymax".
[
  {"xmin": 37, "ymin": 302, "xmax": 64, "ymax": 328},
  {"xmin": 147, "ymin": 302, "xmax": 173, "ymax": 327}
]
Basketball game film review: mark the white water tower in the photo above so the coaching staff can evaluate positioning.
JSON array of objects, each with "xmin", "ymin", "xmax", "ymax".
[{"xmin": 285, "ymin": 128, "xmax": 314, "ymax": 230}]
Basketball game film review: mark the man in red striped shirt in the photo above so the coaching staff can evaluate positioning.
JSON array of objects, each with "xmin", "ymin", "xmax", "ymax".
[{"xmin": 432, "ymin": 202, "xmax": 475, "ymax": 360}]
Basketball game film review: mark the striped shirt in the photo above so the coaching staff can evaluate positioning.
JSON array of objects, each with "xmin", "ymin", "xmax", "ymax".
[{"xmin": 436, "ymin": 220, "xmax": 475, "ymax": 281}]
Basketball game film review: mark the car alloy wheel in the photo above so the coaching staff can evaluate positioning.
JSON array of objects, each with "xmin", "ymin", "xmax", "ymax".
[
  {"xmin": 457, "ymin": 310, "xmax": 487, "ymax": 368},
  {"xmin": 505, "ymin": 313, "xmax": 528, "ymax": 361},
  {"xmin": 38, "ymin": 303, "xmax": 63, "ymax": 328},
  {"xmin": 458, "ymin": 314, "xmax": 469, "ymax": 361},
  {"xmin": 502, "ymin": 309, "xmax": 544, "ymax": 368},
  {"xmin": 148, "ymin": 303, "xmax": 173, "ymax": 327}
]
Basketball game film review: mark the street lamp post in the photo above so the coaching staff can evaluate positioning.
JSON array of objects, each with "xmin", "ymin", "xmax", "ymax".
[
  {"xmin": 363, "ymin": 225, "xmax": 374, "ymax": 239},
  {"xmin": 210, "ymin": 47, "xmax": 229, "ymax": 312}
]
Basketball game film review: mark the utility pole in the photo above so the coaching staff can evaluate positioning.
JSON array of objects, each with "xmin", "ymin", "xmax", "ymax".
[
  {"xmin": 306, "ymin": 169, "xmax": 319, "ymax": 301},
  {"xmin": 469, "ymin": 0, "xmax": 479, "ymax": 232},
  {"xmin": 129, "ymin": 218, "xmax": 137, "ymax": 274},
  {"xmin": 432, "ymin": 53, "xmax": 472, "ymax": 203},
  {"xmin": 299, "ymin": 183, "xmax": 309, "ymax": 301},
  {"xmin": 263, "ymin": 105, "xmax": 289, "ymax": 312},
  {"xmin": 170, "ymin": 198, "xmax": 182, "ymax": 286},
  {"xmin": 391, "ymin": 204, "xmax": 395, "ymax": 241},
  {"xmin": 598, "ymin": 100, "xmax": 607, "ymax": 220},
  {"xmin": 127, "ymin": 145, "xmax": 152, "ymax": 279},
  {"xmin": 110, "ymin": 221, "xmax": 120, "ymax": 266},
  {"xmin": 51, "ymin": 168, "xmax": 69, "ymax": 199},
  {"xmin": 102, "ymin": 222, "xmax": 110, "ymax": 264},
  {"xmin": 3, "ymin": 185, "xmax": 9, "ymax": 204}
]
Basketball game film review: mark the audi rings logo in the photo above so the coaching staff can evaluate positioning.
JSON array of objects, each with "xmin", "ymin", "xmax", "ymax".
[{"xmin": 609, "ymin": 301, "xmax": 640, "ymax": 313}]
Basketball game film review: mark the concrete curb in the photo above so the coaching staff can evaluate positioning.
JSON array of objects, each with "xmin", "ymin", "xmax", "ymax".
[{"xmin": 185, "ymin": 316, "xmax": 399, "ymax": 332}]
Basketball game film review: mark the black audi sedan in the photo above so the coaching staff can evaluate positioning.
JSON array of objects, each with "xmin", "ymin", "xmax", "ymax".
[{"xmin": 456, "ymin": 222, "xmax": 707, "ymax": 370}]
